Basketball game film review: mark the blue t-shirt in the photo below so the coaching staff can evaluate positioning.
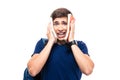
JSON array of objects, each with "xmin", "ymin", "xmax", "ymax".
[{"xmin": 32, "ymin": 38, "xmax": 89, "ymax": 80}]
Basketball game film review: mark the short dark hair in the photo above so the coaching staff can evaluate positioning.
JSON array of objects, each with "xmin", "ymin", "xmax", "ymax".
[{"xmin": 50, "ymin": 8, "xmax": 72, "ymax": 20}]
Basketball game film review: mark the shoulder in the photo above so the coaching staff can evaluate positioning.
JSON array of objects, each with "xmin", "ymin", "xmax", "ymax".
[
  {"xmin": 76, "ymin": 40, "xmax": 89, "ymax": 54},
  {"xmin": 32, "ymin": 38, "xmax": 48, "ymax": 54},
  {"xmin": 35, "ymin": 38, "xmax": 48, "ymax": 49},
  {"xmin": 76, "ymin": 40, "xmax": 87, "ymax": 46},
  {"xmin": 37, "ymin": 38, "xmax": 48, "ymax": 44},
  {"xmin": 42, "ymin": 38, "xmax": 48, "ymax": 45}
]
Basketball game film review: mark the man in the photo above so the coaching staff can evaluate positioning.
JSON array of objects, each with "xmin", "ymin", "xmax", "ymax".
[{"xmin": 26, "ymin": 7, "xmax": 94, "ymax": 80}]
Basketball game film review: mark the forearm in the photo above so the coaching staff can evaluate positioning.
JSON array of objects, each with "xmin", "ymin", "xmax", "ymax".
[
  {"xmin": 71, "ymin": 45, "xmax": 94, "ymax": 75},
  {"xmin": 27, "ymin": 41, "xmax": 54, "ymax": 77}
]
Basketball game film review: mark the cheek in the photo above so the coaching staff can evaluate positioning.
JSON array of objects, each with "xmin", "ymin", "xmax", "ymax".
[
  {"xmin": 53, "ymin": 26, "xmax": 56, "ymax": 29},
  {"xmin": 53, "ymin": 27, "xmax": 57, "ymax": 32},
  {"xmin": 63, "ymin": 25, "xmax": 68, "ymax": 30},
  {"xmin": 65, "ymin": 26, "xmax": 68, "ymax": 31},
  {"xmin": 53, "ymin": 26, "xmax": 68, "ymax": 31}
]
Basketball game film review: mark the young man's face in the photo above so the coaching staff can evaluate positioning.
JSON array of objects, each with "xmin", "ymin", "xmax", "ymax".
[{"xmin": 53, "ymin": 17, "xmax": 68, "ymax": 41}]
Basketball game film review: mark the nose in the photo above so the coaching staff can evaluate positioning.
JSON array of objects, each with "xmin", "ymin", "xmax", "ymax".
[{"xmin": 58, "ymin": 26, "xmax": 64, "ymax": 31}]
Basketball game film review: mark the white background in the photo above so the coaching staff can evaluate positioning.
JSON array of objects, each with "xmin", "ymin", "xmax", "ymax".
[{"xmin": 0, "ymin": 0, "xmax": 120, "ymax": 80}]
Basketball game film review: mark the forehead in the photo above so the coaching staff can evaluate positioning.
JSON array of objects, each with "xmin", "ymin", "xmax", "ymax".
[{"xmin": 53, "ymin": 17, "xmax": 68, "ymax": 22}]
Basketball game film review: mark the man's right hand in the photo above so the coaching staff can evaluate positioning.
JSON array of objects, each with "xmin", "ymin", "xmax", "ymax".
[{"xmin": 46, "ymin": 23, "xmax": 57, "ymax": 44}]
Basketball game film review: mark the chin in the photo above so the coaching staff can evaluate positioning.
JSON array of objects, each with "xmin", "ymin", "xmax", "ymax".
[
  {"xmin": 57, "ymin": 38, "xmax": 68, "ymax": 42},
  {"xmin": 57, "ymin": 38, "xmax": 65, "ymax": 41}
]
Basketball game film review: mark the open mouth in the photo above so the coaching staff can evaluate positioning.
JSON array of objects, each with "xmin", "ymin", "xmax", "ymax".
[{"xmin": 57, "ymin": 32, "xmax": 66, "ymax": 38}]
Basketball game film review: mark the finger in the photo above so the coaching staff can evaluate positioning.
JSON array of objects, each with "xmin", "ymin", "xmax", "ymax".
[
  {"xmin": 70, "ymin": 16, "xmax": 75, "ymax": 23},
  {"xmin": 47, "ymin": 23, "xmax": 50, "ymax": 34},
  {"xmin": 70, "ymin": 20, "xmax": 75, "ymax": 33}
]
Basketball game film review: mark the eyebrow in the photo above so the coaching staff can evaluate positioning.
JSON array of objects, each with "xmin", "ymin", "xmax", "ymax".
[
  {"xmin": 53, "ymin": 21, "xmax": 67, "ymax": 23},
  {"xmin": 62, "ymin": 21, "xmax": 67, "ymax": 24}
]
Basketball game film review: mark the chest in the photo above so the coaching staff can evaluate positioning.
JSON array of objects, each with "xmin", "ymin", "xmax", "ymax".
[{"xmin": 46, "ymin": 45, "xmax": 77, "ymax": 68}]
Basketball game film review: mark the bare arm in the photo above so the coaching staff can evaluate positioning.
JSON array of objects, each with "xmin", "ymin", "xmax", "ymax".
[
  {"xmin": 71, "ymin": 45, "xmax": 94, "ymax": 75},
  {"xmin": 27, "ymin": 40, "xmax": 54, "ymax": 77},
  {"xmin": 27, "ymin": 23, "xmax": 56, "ymax": 77},
  {"xmin": 68, "ymin": 18, "xmax": 94, "ymax": 75}
]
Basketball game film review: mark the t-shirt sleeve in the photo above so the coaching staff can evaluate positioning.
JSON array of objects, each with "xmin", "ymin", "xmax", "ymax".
[
  {"xmin": 32, "ymin": 38, "xmax": 45, "ymax": 56},
  {"xmin": 77, "ymin": 41, "xmax": 89, "ymax": 55}
]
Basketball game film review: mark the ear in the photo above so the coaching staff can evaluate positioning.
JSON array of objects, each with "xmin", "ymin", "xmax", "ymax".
[
  {"xmin": 50, "ymin": 17, "xmax": 57, "ymax": 38},
  {"xmin": 70, "ymin": 15, "xmax": 75, "ymax": 23}
]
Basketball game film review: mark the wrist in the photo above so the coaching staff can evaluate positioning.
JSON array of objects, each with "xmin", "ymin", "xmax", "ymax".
[
  {"xmin": 69, "ymin": 40, "xmax": 78, "ymax": 47},
  {"xmin": 48, "ymin": 39, "xmax": 54, "ymax": 45},
  {"xmin": 68, "ymin": 39, "xmax": 74, "ymax": 42}
]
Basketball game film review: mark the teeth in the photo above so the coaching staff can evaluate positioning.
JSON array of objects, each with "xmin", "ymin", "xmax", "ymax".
[
  {"xmin": 58, "ymin": 32, "xmax": 66, "ymax": 34},
  {"xmin": 59, "ymin": 33, "xmax": 64, "ymax": 35},
  {"xmin": 57, "ymin": 32, "xmax": 66, "ymax": 38},
  {"xmin": 58, "ymin": 34, "xmax": 64, "ymax": 36}
]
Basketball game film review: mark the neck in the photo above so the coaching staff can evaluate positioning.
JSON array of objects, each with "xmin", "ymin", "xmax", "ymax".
[{"xmin": 57, "ymin": 39, "xmax": 67, "ymax": 45}]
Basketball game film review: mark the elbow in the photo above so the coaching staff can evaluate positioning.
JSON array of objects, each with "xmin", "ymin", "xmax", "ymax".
[
  {"xmin": 27, "ymin": 63, "xmax": 38, "ymax": 77},
  {"xmin": 83, "ymin": 68, "xmax": 93, "ymax": 76},
  {"xmin": 28, "ymin": 68, "xmax": 37, "ymax": 77},
  {"xmin": 83, "ymin": 63, "xmax": 94, "ymax": 76}
]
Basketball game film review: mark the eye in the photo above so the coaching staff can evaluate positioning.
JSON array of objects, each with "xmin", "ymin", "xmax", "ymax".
[
  {"xmin": 62, "ymin": 21, "xmax": 67, "ymax": 25},
  {"xmin": 53, "ymin": 21, "xmax": 59, "ymax": 26}
]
